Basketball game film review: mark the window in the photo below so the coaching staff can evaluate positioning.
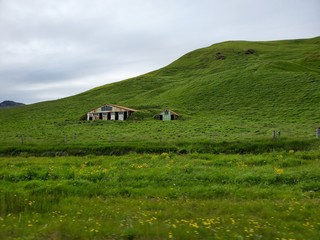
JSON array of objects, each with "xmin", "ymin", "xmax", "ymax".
[{"xmin": 101, "ymin": 106, "xmax": 112, "ymax": 111}]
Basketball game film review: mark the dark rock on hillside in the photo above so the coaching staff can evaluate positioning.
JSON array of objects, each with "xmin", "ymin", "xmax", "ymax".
[
  {"xmin": 215, "ymin": 52, "xmax": 226, "ymax": 60},
  {"xmin": 245, "ymin": 49, "xmax": 255, "ymax": 55},
  {"xmin": 0, "ymin": 100, "xmax": 25, "ymax": 108}
]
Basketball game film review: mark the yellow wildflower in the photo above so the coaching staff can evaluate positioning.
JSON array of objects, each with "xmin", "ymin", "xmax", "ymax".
[{"xmin": 274, "ymin": 167, "xmax": 284, "ymax": 175}]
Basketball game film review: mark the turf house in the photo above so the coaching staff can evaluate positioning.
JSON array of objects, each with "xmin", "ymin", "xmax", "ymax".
[
  {"xmin": 87, "ymin": 104, "xmax": 137, "ymax": 121},
  {"xmin": 154, "ymin": 109, "xmax": 179, "ymax": 121}
]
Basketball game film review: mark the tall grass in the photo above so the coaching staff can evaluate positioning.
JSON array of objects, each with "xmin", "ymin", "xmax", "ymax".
[{"xmin": 0, "ymin": 152, "xmax": 319, "ymax": 239}]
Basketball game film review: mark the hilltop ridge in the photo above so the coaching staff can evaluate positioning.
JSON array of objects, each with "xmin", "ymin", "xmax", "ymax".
[{"xmin": 77, "ymin": 36, "xmax": 320, "ymax": 116}]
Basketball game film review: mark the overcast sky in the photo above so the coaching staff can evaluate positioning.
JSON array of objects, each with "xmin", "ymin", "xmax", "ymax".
[{"xmin": 0, "ymin": 0, "xmax": 319, "ymax": 104}]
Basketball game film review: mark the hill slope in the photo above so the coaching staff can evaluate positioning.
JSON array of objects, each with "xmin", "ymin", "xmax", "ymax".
[{"xmin": 0, "ymin": 37, "xmax": 319, "ymax": 151}]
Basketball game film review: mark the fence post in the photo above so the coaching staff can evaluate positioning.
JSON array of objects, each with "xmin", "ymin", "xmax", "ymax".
[
  {"xmin": 272, "ymin": 130, "xmax": 276, "ymax": 139},
  {"xmin": 316, "ymin": 128, "xmax": 320, "ymax": 138}
]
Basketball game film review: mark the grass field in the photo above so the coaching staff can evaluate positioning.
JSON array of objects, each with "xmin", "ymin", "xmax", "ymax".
[
  {"xmin": 0, "ymin": 37, "xmax": 319, "ymax": 239},
  {"xmin": 1, "ymin": 115, "xmax": 319, "ymax": 156},
  {"xmin": 1, "ymin": 152, "xmax": 319, "ymax": 239}
]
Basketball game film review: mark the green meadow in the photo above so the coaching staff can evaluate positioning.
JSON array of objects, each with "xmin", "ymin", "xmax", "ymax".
[
  {"xmin": 1, "ymin": 152, "xmax": 320, "ymax": 239},
  {"xmin": 0, "ymin": 37, "xmax": 320, "ymax": 239}
]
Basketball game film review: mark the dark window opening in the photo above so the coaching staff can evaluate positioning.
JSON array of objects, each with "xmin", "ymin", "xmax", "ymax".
[
  {"xmin": 171, "ymin": 114, "xmax": 175, "ymax": 120},
  {"xmin": 99, "ymin": 113, "xmax": 103, "ymax": 120},
  {"xmin": 160, "ymin": 115, "xmax": 163, "ymax": 120},
  {"xmin": 115, "ymin": 112, "xmax": 119, "ymax": 120},
  {"xmin": 101, "ymin": 106, "xmax": 112, "ymax": 111},
  {"xmin": 124, "ymin": 111, "xmax": 128, "ymax": 120},
  {"xmin": 107, "ymin": 112, "xmax": 111, "ymax": 120}
]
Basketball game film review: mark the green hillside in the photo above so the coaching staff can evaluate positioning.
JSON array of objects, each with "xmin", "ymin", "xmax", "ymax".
[{"xmin": 1, "ymin": 37, "xmax": 320, "ymax": 153}]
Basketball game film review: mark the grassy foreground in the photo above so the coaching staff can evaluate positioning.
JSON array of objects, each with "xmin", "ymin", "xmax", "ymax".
[{"xmin": 0, "ymin": 152, "xmax": 319, "ymax": 239}]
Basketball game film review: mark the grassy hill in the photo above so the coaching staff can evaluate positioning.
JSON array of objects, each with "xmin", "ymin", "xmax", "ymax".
[{"xmin": 0, "ymin": 37, "xmax": 319, "ymax": 153}]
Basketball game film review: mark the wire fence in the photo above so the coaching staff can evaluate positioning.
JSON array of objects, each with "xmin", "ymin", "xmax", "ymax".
[{"xmin": 1, "ymin": 128, "xmax": 318, "ymax": 148}]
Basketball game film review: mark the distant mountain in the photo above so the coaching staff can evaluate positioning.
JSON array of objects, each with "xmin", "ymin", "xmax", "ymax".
[{"xmin": 0, "ymin": 100, "xmax": 25, "ymax": 108}]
